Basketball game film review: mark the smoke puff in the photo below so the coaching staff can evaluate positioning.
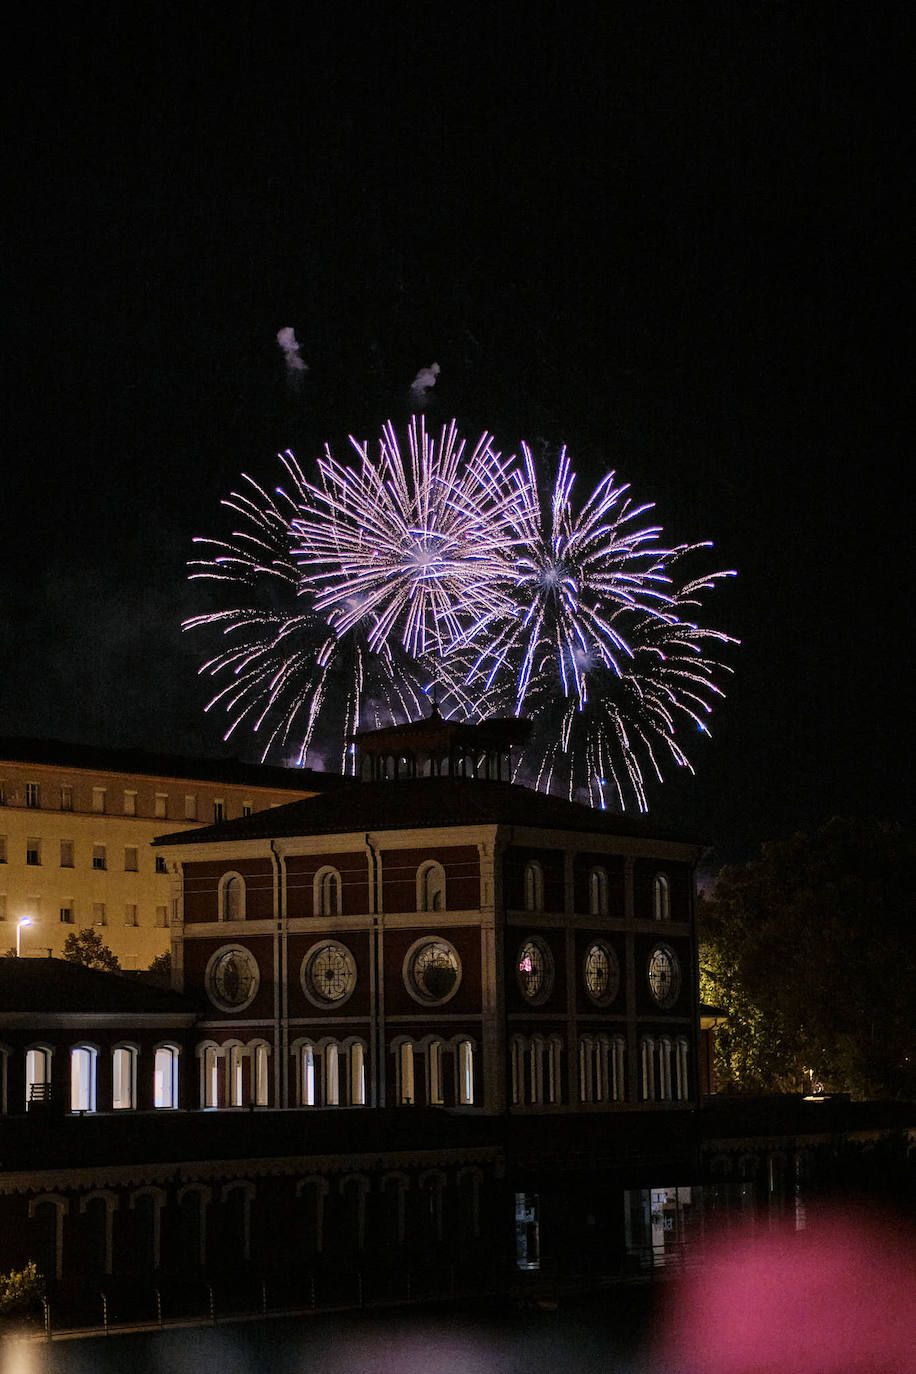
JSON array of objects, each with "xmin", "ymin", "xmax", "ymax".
[
  {"xmin": 277, "ymin": 327, "xmax": 308, "ymax": 373},
  {"xmin": 410, "ymin": 361, "xmax": 440, "ymax": 401}
]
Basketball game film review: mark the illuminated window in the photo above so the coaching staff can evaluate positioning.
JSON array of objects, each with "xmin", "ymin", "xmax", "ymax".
[
  {"xmin": 398, "ymin": 1042, "xmax": 415, "ymax": 1105},
  {"xmin": 26, "ymin": 1047, "xmax": 52, "ymax": 1105},
  {"xmin": 523, "ymin": 861, "xmax": 544, "ymax": 912},
  {"xmin": 201, "ymin": 1046, "xmax": 219, "ymax": 1108},
  {"xmin": 300, "ymin": 1044, "xmax": 316, "ymax": 1106},
  {"xmin": 70, "ymin": 1045, "xmax": 98, "ymax": 1112},
  {"xmin": 325, "ymin": 1043, "xmax": 340, "ymax": 1106},
  {"xmin": 350, "ymin": 1042, "xmax": 366, "ymax": 1106},
  {"xmin": 314, "ymin": 866, "xmax": 342, "ymax": 916},
  {"xmin": 228, "ymin": 1045, "xmax": 244, "ymax": 1106},
  {"xmin": 154, "ymin": 1046, "xmax": 179, "ymax": 1108},
  {"xmin": 112, "ymin": 1046, "xmax": 137, "ymax": 1110},
  {"xmin": 253, "ymin": 1043, "xmax": 269, "ymax": 1106},
  {"xmin": 654, "ymin": 873, "xmax": 671, "ymax": 922},
  {"xmin": 458, "ymin": 1039, "xmax": 474, "ymax": 1106}
]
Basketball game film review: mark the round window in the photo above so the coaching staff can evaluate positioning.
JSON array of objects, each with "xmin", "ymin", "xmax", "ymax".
[
  {"xmin": 647, "ymin": 943, "xmax": 681, "ymax": 1009},
  {"xmin": 404, "ymin": 937, "xmax": 462, "ymax": 1005},
  {"xmin": 205, "ymin": 945, "xmax": 260, "ymax": 1013},
  {"xmin": 302, "ymin": 941, "xmax": 357, "ymax": 1007},
  {"xmin": 583, "ymin": 940, "xmax": 620, "ymax": 1006},
  {"xmin": 516, "ymin": 936, "xmax": 554, "ymax": 1005}
]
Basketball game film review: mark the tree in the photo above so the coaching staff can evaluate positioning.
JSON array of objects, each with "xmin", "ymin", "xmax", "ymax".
[
  {"xmin": 61, "ymin": 929, "xmax": 121, "ymax": 972},
  {"xmin": 140, "ymin": 951, "xmax": 171, "ymax": 988},
  {"xmin": 698, "ymin": 817, "xmax": 915, "ymax": 1101}
]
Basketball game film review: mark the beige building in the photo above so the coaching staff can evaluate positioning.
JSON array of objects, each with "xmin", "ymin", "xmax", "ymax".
[{"xmin": 0, "ymin": 738, "xmax": 342, "ymax": 969}]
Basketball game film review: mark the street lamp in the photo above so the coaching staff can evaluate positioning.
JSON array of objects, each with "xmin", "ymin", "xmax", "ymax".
[{"xmin": 16, "ymin": 917, "xmax": 32, "ymax": 957}]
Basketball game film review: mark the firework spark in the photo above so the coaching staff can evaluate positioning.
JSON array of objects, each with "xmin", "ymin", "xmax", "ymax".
[
  {"xmin": 290, "ymin": 416, "xmax": 520, "ymax": 658},
  {"xmin": 186, "ymin": 417, "xmax": 737, "ymax": 806}
]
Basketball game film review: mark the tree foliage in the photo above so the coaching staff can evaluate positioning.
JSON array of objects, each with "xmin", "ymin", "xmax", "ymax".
[
  {"xmin": 61, "ymin": 929, "xmax": 121, "ymax": 972},
  {"xmin": 698, "ymin": 817, "xmax": 915, "ymax": 1100},
  {"xmin": 140, "ymin": 951, "xmax": 171, "ymax": 988},
  {"xmin": 0, "ymin": 1261, "xmax": 44, "ymax": 1318}
]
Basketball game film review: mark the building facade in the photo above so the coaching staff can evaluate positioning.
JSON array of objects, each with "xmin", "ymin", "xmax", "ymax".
[{"xmin": 0, "ymin": 738, "xmax": 340, "ymax": 968}]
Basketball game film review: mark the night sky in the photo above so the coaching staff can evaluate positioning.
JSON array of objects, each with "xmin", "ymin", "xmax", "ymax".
[{"xmin": 4, "ymin": 7, "xmax": 910, "ymax": 869}]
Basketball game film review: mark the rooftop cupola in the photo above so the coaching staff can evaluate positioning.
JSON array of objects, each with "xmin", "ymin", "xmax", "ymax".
[{"xmin": 352, "ymin": 703, "xmax": 531, "ymax": 783}]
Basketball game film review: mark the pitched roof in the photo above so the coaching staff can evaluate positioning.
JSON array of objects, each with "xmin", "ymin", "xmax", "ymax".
[
  {"xmin": 154, "ymin": 776, "xmax": 704, "ymax": 848},
  {"xmin": 0, "ymin": 735, "xmax": 347, "ymax": 794},
  {"xmin": 0, "ymin": 958, "xmax": 198, "ymax": 1016}
]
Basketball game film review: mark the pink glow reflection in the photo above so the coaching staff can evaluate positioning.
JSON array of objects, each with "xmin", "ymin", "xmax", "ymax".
[{"xmin": 656, "ymin": 1206, "xmax": 916, "ymax": 1373}]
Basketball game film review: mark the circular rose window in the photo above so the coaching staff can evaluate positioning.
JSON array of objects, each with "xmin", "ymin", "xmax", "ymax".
[
  {"xmin": 516, "ymin": 936, "xmax": 554, "ymax": 1005},
  {"xmin": 583, "ymin": 940, "xmax": 620, "ymax": 1006},
  {"xmin": 647, "ymin": 943, "xmax": 681, "ymax": 1009},
  {"xmin": 404, "ymin": 937, "xmax": 462, "ymax": 1005},
  {"xmin": 302, "ymin": 941, "xmax": 357, "ymax": 1007},
  {"xmin": 205, "ymin": 945, "xmax": 260, "ymax": 1013}
]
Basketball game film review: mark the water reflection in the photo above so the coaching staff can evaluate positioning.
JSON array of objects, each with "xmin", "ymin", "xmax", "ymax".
[{"xmin": 3, "ymin": 1292, "xmax": 655, "ymax": 1374}]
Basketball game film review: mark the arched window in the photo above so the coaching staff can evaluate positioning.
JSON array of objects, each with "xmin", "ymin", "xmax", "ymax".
[
  {"xmin": 579, "ymin": 1037, "xmax": 595, "ymax": 1103},
  {"xmin": 70, "ymin": 1045, "xmax": 98, "ymax": 1112},
  {"xmin": 349, "ymin": 1042, "xmax": 366, "ymax": 1106},
  {"xmin": 112, "ymin": 1045, "xmax": 137, "ymax": 1110},
  {"xmin": 314, "ymin": 866, "xmax": 342, "ymax": 917},
  {"xmin": 523, "ymin": 861, "xmax": 544, "ymax": 912},
  {"xmin": 457, "ymin": 1039, "xmax": 474, "ymax": 1105},
  {"xmin": 397, "ymin": 1041, "xmax": 415, "ymax": 1105},
  {"xmin": 253, "ymin": 1042, "xmax": 270, "ymax": 1106},
  {"xmin": 396, "ymin": 753, "xmax": 413, "ymax": 778},
  {"xmin": 428, "ymin": 1040, "xmax": 444, "ymax": 1106},
  {"xmin": 300, "ymin": 1044, "xmax": 317, "ymax": 1107},
  {"xmin": 653, "ymin": 873, "xmax": 670, "ymax": 922},
  {"xmin": 530, "ymin": 1035, "xmax": 546, "ymax": 1105},
  {"xmin": 360, "ymin": 754, "xmax": 374, "ymax": 781},
  {"xmin": 26, "ymin": 1046, "xmax": 52, "ymax": 1106},
  {"xmin": 510, "ymin": 1036, "xmax": 527, "ymax": 1106},
  {"xmin": 547, "ymin": 1037, "xmax": 563, "ymax": 1105},
  {"xmin": 611, "ymin": 1036, "xmax": 626, "ymax": 1102},
  {"xmin": 154, "ymin": 1045, "xmax": 179, "ymax": 1109},
  {"xmin": 675, "ymin": 1037, "xmax": 689, "ymax": 1101},
  {"xmin": 641, "ymin": 1036, "xmax": 656, "ymax": 1102},
  {"xmin": 416, "ymin": 860, "xmax": 446, "ymax": 912},
  {"xmin": 325, "ymin": 1043, "xmax": 340, "ymax": 1106},
  {"xmin": 201, "ymin": 1045, "xmax": 220, "ymax": 1109},
  {"xmin": 658, "ymin": 1037, "xmax": 673, "ymax": 1101},
  {"xmin": 227, "ymin": 1044, "xmax": 245, "ymax": 1106},
  {"xmin": 588, "ymin": 866, "xmax": 609, "ymax": 916},
  {"xmin": 220, "ymin": 873, "xmax": 245, "ymax": 922}
]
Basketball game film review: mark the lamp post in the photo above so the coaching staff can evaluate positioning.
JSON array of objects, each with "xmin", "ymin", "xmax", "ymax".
[{"xmin": 16, "ymin": 917, "xmax": 32, "ymax": 957}]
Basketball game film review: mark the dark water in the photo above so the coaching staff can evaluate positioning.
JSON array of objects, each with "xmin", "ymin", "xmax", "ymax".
[{"xmin": 1, "ymin": 1289, "xmax": 662, "ymax": 1374}]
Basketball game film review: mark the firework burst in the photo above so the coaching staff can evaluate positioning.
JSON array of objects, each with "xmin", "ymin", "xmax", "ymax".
[{"xmin": 186, "ymin": 417, "xmax": 737, "ymax": 806}]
